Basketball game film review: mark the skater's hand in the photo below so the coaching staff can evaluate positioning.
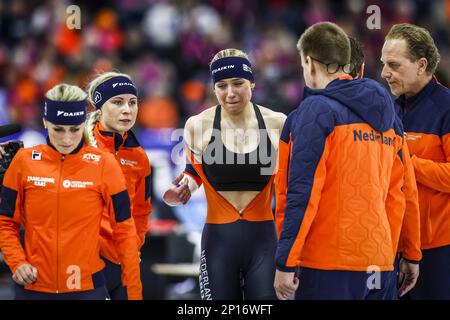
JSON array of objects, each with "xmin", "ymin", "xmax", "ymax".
[
  {"xmin": 13, "ymin": 263, "xmax": 38, "ymax": 286},
  {"xmin": 398, "ymin": 258, "xmax": 419, "ymax": 297},
  {"xmin": 274, "ymin": 269, "xmax": 299, "ymax": 300},
  {"xmin": 162, "ymin": 174, "xmax": 191, "ymax": 206}
]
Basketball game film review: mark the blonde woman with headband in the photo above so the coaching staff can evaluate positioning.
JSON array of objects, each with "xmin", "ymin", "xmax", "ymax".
[
  {"xmin": 163, "ymin": 48, "xmax": 286, "ymax": 300},
  {"xmin": 85, "ymin": 72, "xmax": 151, "ymax": 300},
  {"xmin": 0, "ymin": 84, "xmax": 142, "ymax": 300}
]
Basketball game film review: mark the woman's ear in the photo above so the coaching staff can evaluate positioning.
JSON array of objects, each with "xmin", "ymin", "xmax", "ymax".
[{"xmin": 251, "ymin": 83, "xmax": 256, "ymax": 90}]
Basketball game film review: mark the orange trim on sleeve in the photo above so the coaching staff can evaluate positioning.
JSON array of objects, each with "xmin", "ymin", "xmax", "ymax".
[
  {"xmin": 397, "ymin": 140, "xmax": 422, "ymax": 261},
  {"xmin": 275, "ymin": 139, "xmax": 291, "ymax": 238}
]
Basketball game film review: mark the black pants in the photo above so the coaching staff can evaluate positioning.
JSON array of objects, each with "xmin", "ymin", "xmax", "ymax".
[
  {"xmin": 410, "ymin": 245, "xmax": 450, "ymax": 299},
  {"xmin": 15, "ymin": 285, "xmax": 109, "ymax": 300},
  {"xmin": 14, "ymin": 268, "xmax": 109, "ymax": 300},
  {"xmin": 102, "ymin": 258, "xmax": 128, "ymax": 300},
  {"xmin": 199, "ymin": 220, "xmax": 277, "ymax": 300},
  {"xmin": 294, "ymin": 267, "xmax": 395, "ymax": 300}
]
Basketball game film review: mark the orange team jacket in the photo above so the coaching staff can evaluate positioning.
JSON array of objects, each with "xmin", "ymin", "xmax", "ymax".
[
  {"xmin": 396, "ymin": 77, "xmax": 450, "ymax": 250},
  {"xmin": 0, "ymin": 141, "xmax": 142, "ymax": 299},
  {"xmin": 275, "ymin": 77, "xmax": 405, "ymax": 272},
  {"xmin": 383, "ymin": 116, "xmax": 422, "ymax": 262},
  {"xmin": 184, "ymin": 148, "xmax": 275, "ymax": 225},
  {"xmin": 92, "ymin": 122, "xmax": 152, "ymax": 264},
  {"xmin": 275, "ymin": 111, "xmax": 422, "ymax": 265}
]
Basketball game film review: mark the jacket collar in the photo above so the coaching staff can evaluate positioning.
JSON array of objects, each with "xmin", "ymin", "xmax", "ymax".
[
  {"xmin": 46, "ymin": 137, "xmax": 84, "ymax": 157},
  {"xmin": 303, "ymin": 75, "xmax": 354, "ymax": 98},
  {"xmin": 94, "ymin": 122, "xmax": 131, "ymax": 153},
  {"xmin": 396, "ymin": 77, "xmax": 437, "ymax": 111}
]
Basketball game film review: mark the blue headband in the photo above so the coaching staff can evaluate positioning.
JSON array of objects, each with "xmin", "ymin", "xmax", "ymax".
[
  {"xmin": 210, "ymin": 56, "xmax": 254, "ymax": 84},
  {"xmin": 92, "ymin": 76, "xmax": 138, "ymax": 109},
  {"xmin": 44, "ymin": 98, "xmax": 87, "ymax": 125}
]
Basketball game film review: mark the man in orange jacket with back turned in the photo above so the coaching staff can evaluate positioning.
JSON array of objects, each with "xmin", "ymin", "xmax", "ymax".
[
  {"xmin": 349, "ymin": 35, "xmax": 422, "ymax": 299},
  {"xmin": 274, "ymin": 22, "xmax": 404, "ymax": 300}
]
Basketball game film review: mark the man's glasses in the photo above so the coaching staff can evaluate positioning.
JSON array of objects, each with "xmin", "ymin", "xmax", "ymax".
[{"xmin": 309, "ymin": 56, "xmax": 352, "ymax": 74}]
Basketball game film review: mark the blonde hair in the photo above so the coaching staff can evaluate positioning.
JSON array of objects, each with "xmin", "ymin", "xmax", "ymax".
[
  {"xmin": 84, "ymin": 111, "xmax": 102, "ymax": 147},
  {"xmin": 46, "ymin": 83, "xmax": 87, "ymax": 102},
  {"xmin": 84, "ymin": 71, "xmax": 132, "ymax": 148},
  {"xmin": 86, "ymin": 71, "xmax": 132, "ymax": 106},
  {"xmin": 209, "ymin": 48, "xmax": 250, "ymax": 67}
]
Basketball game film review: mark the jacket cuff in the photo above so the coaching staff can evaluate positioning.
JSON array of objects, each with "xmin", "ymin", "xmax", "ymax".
[
  {"xmin": 183, "ymin": 171, "xmax": 202, "ymax": 187},
  {"xmin": 12, "ymin": 260, "xmax": 29, "ymax": 274},
  {"xmin": 276, "ymin": 265, "xmax": 297, "ymax": 272},
  {"xmin": 402, "ymin": 257, "xmax": 420, "ymax": 264}
]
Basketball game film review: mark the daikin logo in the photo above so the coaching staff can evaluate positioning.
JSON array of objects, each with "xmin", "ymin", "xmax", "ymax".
[
  {"xmin": 112, "ymin": 82, "xmax": 134, "ymax": 88},
  {"xmin": 211, "ymin": 65, "xmax": 235, "ymax": 74},
  {"xmin": 57, "ymin": 110, "xmax": 85, "ymax": 117}
]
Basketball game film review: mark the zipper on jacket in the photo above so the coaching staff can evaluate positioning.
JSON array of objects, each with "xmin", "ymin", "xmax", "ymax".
[
  {"xmin": 56, "ymin": 155, "xmax": 65, "ymax": 293},
  {"xmin": 401, "ymin": 102, "xmax": 407, "ymax": 121}
]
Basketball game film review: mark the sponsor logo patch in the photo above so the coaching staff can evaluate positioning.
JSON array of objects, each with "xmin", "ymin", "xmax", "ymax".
[
  {"xmin": 94, "ymin": 91, "xmax": 102, "ymax": 104},
  {"xmin": 243, "ymin": 64, "xmax": 252, "ymax": 73},
  {"xmin": 62, "ymin": 180, "xmax": 94, "ymax": 189},
  {"xmin": 112, "ymin": 82, "xmax": 134, "ymax": 88},
  {"xmin": 31, "ymin": 151, "xmax": 42, "ymax": 161},
  {"xmin": 82, "ymin": 153, "xmax": 101, "ymax": 163},
  {"xmin": 120, "ymin": 158, "xmax": 138, "ymax": 167},
  {"xmin": 57, "ymin": 110, "xmax": 85, "ymax": 117},
  {"xmin": 405, "ymin": 134, "xmax": 422, "ymax": 141},
  {"xmin": 27, "ymin": 176, "xmax": 55, "ymax": 187},
  {"xmin": 211, "ymin": 64, "xmax": 235, "ymax": 74}
]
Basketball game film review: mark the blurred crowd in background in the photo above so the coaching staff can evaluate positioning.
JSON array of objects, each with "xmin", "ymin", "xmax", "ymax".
[{"xmin": 0, "ymin": 0, "xmax": 449, "ymax": 131}]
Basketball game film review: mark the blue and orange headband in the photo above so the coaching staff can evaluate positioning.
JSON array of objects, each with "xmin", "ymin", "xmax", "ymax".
[
  {"xmin": 44, "ymin": 98, "xmax": 87, "ymax": 125},
  {"xmin": 210, "ymin": 56, "xmax": 254, "ymax": 84},
  {"xmin": 92, "ymin": 76, "xmax": 138, "ymax": 109}
]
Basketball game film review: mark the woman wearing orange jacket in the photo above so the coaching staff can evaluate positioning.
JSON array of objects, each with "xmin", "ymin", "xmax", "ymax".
[
  {"xmin": 84, "ymin": 72, "xmax": 151, "ymax": 300},
  {"xmin": 0, "ymin": 84, "xmax": 142, "ymax": 300}
]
